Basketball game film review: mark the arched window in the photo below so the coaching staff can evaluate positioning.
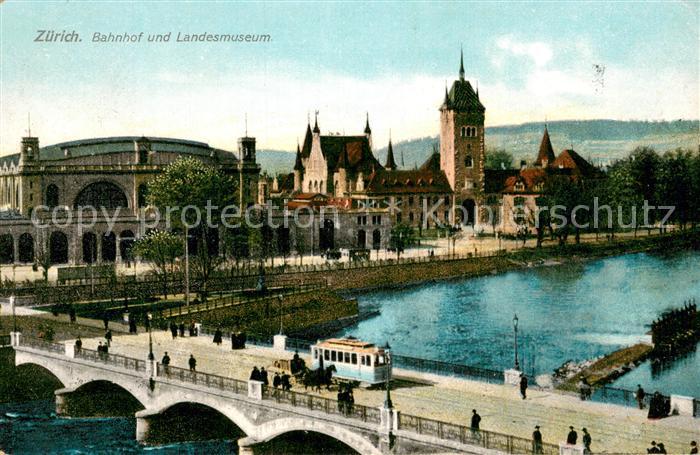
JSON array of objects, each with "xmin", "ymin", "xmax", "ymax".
[
  {"xmin": 464, "ymin": 155, "xmax": 473, "ymax": 168},
  {"xmin": 46, "ymin": 184, "xmax": 59, "ymax": 208},
  {"xmin": 50, "ymin": 231, "xmax": 69, "ymax": 264},
  {"xmin": 74, "ymin": 182, "xmax": 128, "ymax": 209},
  {"xmin": 19, "ymin": 233, "xmax": 34, "ymax": 263}
]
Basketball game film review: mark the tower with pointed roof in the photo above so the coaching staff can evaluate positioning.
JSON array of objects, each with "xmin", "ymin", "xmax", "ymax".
[
  {"xmin": 364, "ymin": 113, "xmax": 373, "ymax": 150},
  {"xmin": 439, "ymin": 48, "xmax": 486, "ymax": 225},
  {"xmin": 293, "ymin": 141, "xmax": 304, "ymax": 192},
  {"xmin": 535, "ymin": 125, "xmax": 555, "ymax": 167},
  {"xmin": 384, "ymin": 138, "xmax": 397, "ymax": 171}
]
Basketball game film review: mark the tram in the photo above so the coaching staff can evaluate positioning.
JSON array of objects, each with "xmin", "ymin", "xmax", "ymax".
[{"xmin": 310, "ymin": 337, "xmax": 391, "ymax": 386}]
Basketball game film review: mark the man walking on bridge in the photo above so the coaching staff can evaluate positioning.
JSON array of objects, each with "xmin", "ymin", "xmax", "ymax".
[
  {"xmin": 636, "ymin": 384, "xmax": 646, "ymax": 409},
  {"xmin": 567, "ymin": 426, "xmax": 578, "ymax": 445},
  {"xmin": 532, "ymin": 425, "xmax": 543, "ymax": 454},
  {"xmin": 188, "ymin": 354, "xmax": 197, "ymax": 372},
  {"xmin": 161, "ymin": 352, "xmax": 170, "ymax": 374},
  {"xmin": 470, "ymin": 409, "xmax": 481, "ymax": 440}
]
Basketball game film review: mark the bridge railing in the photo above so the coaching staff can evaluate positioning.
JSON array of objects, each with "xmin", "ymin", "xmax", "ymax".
[
  {"xmin": 75, "ymin": 347, "xmax": 147, "ymax": 372},
  {"xmin": 157, "ymin": 364, "xmax": 249, "ymax": 395},
  {"xmin": 398, "ymin": 413, "xmax": 559, "ymax": 455},
  {"xmin": 18, "ymin": 336, "xmax": 66, "ymax": 354},
  {"xmin": 262, "ymin": 387, "xmax": 382, "ymax": 425}
]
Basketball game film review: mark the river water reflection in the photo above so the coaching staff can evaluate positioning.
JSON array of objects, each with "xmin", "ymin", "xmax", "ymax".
[{"xmin": 338, "ymin": 250, "xmax": 700, "ymax": 397}]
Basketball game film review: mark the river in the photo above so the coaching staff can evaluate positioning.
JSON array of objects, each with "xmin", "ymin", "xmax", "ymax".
[
  {"xmin": 2, "ymin": 250, "xmax": 698, "ymax": 453},
  {"xmin": 338, "ymin": 249, "xmax": 700, "ymax": 397}
]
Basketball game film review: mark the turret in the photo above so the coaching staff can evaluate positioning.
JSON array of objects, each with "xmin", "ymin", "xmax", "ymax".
[
  {"xmin": 238, "ymin": 136, "xmax": 256, "ymax": 163},
  {"xmin": 293, "ymin": 142, "xmax": 303, "ymax": 192},
  {"xmin": 364, "ymin": 112, "xmax": 372, "ymax": 150},
  {"xmin": 384, "ymin": 138, "xmax": 397, "ymax": 171},
  {"xmin": 19, "ymin": 136, "xmax": 39, "ymax": 168}
]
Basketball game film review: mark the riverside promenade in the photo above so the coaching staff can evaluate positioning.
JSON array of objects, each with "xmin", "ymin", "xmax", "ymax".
[{"xmin": 74, "ymin": 330, "xmax": 699, "ymax": 454}]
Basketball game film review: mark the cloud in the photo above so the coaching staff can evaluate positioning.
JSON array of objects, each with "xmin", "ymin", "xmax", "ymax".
[{"xmin": 496, "ymin": 35, "xmax": 553, "ymax": 67}]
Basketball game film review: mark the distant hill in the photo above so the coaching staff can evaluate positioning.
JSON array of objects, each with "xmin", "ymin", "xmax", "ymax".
[{"xmin": 258, "ymin": 120, "xmax": 699, "ymax": 174}]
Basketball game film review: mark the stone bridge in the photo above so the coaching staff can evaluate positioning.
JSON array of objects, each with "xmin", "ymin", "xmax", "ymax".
[{"xmin": 8, "ymin": 333, "xmax": 504, "ymax": 455}]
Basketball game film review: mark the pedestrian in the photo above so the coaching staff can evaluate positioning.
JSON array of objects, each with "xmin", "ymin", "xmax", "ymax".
[
  {"xmin": 170, "ymin": 321, "xmax": 178, "ymax": 339},
  {"xmin": 250, "ymin": 366, "xmax": 261, "ymax": 381},
  {"xmin": 273, "ymin": 372, "xmax": 281, "ymax": 389},
  {"xmin": 657, "ymin": 442, "xmax": 667, "ymax": 454},
  {"xmin": 337, "ymin": 389, "xmax": 345, "ymax": 414},
  {"xmin": 213, "ymin": 328, "xmax": 222, "ymax": 346},
  {"xmin": 636, "ymin": 384, "xmax": 646, "ymax": 409},
  {"xmin": 188, "ymin": 354, "xmax": 196, "ymax": 372},
  {"xmin": 161, "ymin": 352, "xmax": 170, "ymax": 374},
  {"xmin": 105, "ymin": 329, "xmax": 112, "ymax": 347},
  {"xmin": 470, "ymin": 409, "xmax": 481, "ymax": 440},
  {"xmin": 566, "ymin": 426, "xmax": 578, "ymax": 445},
  {"xmin": 103, "ymin": 313, "xmax": 109, "ymax": 330},
  {"xmin": 281, "ymin": 373, "xmax": 291, "ymax": 391},
  {"xmin": 347, "ymin": 389, "xmax": 354, "ymax": 415},
  {"xmin": 520, "ymin": 373, "xmax": 528, "ymax": 399},
  {"xmin": 69, "ymin": 306, "xmax": 76, "ymax": 323},
  {"xmin": 260, "ymin": 367, "xmax": 269, "ymax": 386},
  {"xmin": 97, "ymin": 341, "xmax": 105, "ymax": 359},
  {"xmin": 129, "ymin": 318, "xmax": 137, "ymax": 334},
  {"xmin": 188, "ymin": 322, "xmax": 195, "ymax": 337},
  {"xmin": 648, "ymin": 441, "xmax": 659, "ymax": 453},
  {"xmin": 532, "ymin": 425, "xmax": 543, "ymax": 454},
  {"xmin": 582, "ymin": 428, "xmax": 591, "ymax": 454},
  {"xmin": 690, "ymin": 441, "xmax": 698, "ymax": 454},
  {"xmin": 74, "ymin": 336, "xmax": 82, "ymax": 353},
  {"xmin": 179, "ymin": 322, "xmax": 185, "ymax": 337},
  {"xmin": 579, "ymin": 378, "xmax": 591, "ymax": 400}
]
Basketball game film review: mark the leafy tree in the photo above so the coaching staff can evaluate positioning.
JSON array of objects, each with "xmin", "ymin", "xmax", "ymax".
[
  {"xmin": 605, "ymin": 159, "xmax": 643, "ymax": 236},
  {"xmin": 33, "ymin": 230, "xmax": 52, "ymax": 282},
  {"xmin": 147, "ymin": 157, "xmax": 236, "ymax": 301},
  {"xmin": 132, "ymin": 230, "xmax": 183, "ymax": 300},
  {"xmin": 485, "ymin": 148, "xmax": 515, "ymax": 170},
  {"xmin": 657, "ymin": 149, "xmax": 693, "ymax": 230}
]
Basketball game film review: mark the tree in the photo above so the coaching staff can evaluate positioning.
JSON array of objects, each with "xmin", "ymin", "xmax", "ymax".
[
  {"xmin": 294, "ymin": 225, "xmax": 308, "ymax": 265},
  {"xmin": 389, "ymin": 223, "xmax": 415, "ymax": 259},
  {"xmin": 657, "ymin": 149, "xmax": 693, "ymax": 230},
  {"xmin": 33, "ymin": 229, "xmax": 51, "ymax": 282},
  {"xmin": 485, "ymin": 148, "xmax": 515, "ymax": 170},
  {"xmin": 147, "ymin": 157, "xmax": 236, "ymax": 301},
  {"xmin": 132, "ymin": 230, "xmax": 183, "ymax": 300}
]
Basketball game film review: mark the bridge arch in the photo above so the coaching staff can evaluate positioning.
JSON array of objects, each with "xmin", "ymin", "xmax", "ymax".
[
  {"xmin": 256, "ymin": 417, "xmax": 381, "ymax": 455},
  {"xmin": 147, "ymin": 394, "xmax": 257, "ymax": 437}
]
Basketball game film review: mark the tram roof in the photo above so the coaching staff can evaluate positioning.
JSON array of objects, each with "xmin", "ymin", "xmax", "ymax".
[{"xmin": 316, "ymin": 338, "xmax": 385, "ymax": 353}]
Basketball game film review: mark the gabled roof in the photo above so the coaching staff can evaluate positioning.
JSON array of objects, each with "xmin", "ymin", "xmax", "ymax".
[
  {"xmin": 503, "ymin": 168, "xmax": 547, "ymax": 193},
  {"xmin": 419, "ymin": 151, "xmax": 441, "ymax": 172},
  {"xmin": 551, "ymin": 149, "xmax": 598, "ymax": 177},
  {"xmin": 364, "ymin": 168, "xmax": 452, "ymax": 195},
  {"xmin": 535, "ymin": 126, "xmax": 555, "ymax": 166},
  {"xmin": 441, "ymin": 79, "xmax": 485, "ymax": 113}
]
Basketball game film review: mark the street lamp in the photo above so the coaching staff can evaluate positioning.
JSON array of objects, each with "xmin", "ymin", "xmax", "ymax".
[
  {"xmin": 278, "ymin": 295, "xmax": 283, "ymax": 335},
  {"xmin": 147, "ymin": 311, "xmax": 154, "ymax": 361},
  {"xmin": 383, "ymin": 341, "xmax": 393, "ymax": 409},
  {"xmin": 11, "ymin": 295, "xmax": 17, "ymax": 333},
  {"xmin": 513, "ymin": 313, "xmax": 520, "ymax": 370}
]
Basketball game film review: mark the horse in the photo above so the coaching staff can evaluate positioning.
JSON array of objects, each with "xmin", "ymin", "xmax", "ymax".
[{"xmin": 301, "ymin": 365, "xmax": 336, "ymax": 392}]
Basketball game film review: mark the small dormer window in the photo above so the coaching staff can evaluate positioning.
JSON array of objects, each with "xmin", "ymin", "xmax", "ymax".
[{"xmin": 515, "ymin": 181, "xmax": 525, "ymax": 192}]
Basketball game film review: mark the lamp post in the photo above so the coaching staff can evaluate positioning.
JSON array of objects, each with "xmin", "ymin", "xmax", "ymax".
[
  {"xmin": 11, "ymin": 295, "xmax": 17, "ymax": 333},
  {"xmin": 278, "ymin": 295, "xmax": 283, "ymax": 335},
  {"xmin": 184, "ymin": 228, "xmax": 190, "ymax": 307},
  {"xmin": 513, "ymin": 313, "xmax": 520, "ymax": 370},
  {"xmin": 383, "ymin": 341, "xmax": 392, "ymax": 409},
  {"xmin": 147, "ymin": 311, "xmax": 154, "ymax": 361}
]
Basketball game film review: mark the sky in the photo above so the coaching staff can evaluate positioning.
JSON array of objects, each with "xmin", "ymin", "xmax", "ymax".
[{"xmin": 0, "ymin": 1, "xmax": 698, "ymax": 155}]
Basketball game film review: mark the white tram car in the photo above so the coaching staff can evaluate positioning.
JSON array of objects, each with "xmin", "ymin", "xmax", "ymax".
[{"xmin": 310, "ymin": 338, "xmax": 391, "ymax": 386}]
